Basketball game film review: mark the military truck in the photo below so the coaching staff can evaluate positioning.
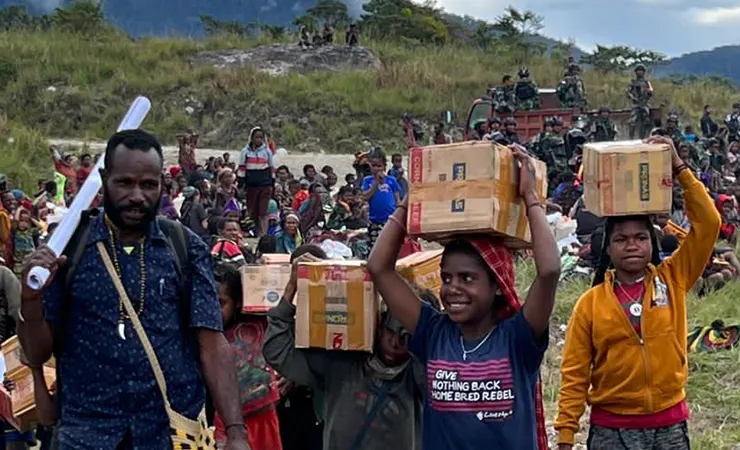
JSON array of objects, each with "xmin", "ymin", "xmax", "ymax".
[{"xmin": 463, "ymin": 88, "xmax": 665, "ymax": 142}]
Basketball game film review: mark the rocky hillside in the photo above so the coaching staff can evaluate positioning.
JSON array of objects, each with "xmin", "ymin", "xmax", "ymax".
[{"xmin": 191, "ymin": 44, "xmax": 382, "ymax": 75}]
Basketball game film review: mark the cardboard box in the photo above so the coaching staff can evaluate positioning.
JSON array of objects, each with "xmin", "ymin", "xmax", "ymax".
[
  {"xmin": 407, "ymin": 141, "xmax": 548, "ymax": 247},
  {"xmin": 8, "ymin": 366, "xmax": 55, "ymax": 418},
  {"xmin": 396, "ymin": 250, "xmax": 444, "ymax": 294},
  {"xmin": 1, "ymin": 336, "xmax": 55, "ymax": 380},
  {"xmin": 296, "ymin": 261, "xmax": 378, "ymax": 352},
  {"xmin": 583, "ymin": 140, "xmax": 673, "ymax": 216},
  {"xmin": 259, "ymin": 254, "xmax": 291, "ymax": 265},
  {"xmin": 241, "ymin": 264, "xmax": 292, "ymax": 313}
]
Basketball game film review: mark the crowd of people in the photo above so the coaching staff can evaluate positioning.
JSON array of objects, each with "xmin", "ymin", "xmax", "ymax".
[{"xmin": 0, "ymin": 76, "xmax": 737, "ymax": 450}]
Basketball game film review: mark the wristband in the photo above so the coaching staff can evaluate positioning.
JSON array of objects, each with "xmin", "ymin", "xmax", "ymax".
[
  {"xmin": 387, "ymin": 215, "xmax": 407, "ymax": 231},
  {"xmin": 525, "ymin": 202, "xmax": 544, "ymax": 210}
]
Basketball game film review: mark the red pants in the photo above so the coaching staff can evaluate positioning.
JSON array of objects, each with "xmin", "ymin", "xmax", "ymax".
[{"xmin": 215, "ymin": 404, "xmax": 282, "ymax": 450}]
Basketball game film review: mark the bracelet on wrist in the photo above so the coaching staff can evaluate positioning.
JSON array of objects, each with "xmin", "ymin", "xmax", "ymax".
[{"xmin": 387, "ymin": 215, "xmax": 407, "ymax": 231}]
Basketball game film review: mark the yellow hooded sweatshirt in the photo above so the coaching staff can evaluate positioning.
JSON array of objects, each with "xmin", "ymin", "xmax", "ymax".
[{"xmin": 554, "ymin": 169, "xmax": 721, "ymax": 445}]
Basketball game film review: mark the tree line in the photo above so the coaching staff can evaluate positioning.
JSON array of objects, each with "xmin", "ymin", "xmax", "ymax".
[{"xmin": 0, "ymin": 0, "xmax": 666, "ymax": 74}]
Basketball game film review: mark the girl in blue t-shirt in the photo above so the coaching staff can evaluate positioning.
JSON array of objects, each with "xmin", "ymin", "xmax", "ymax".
[{"xmin": 367, "ymin": 146, "xmax": 559, "ymax": 450}]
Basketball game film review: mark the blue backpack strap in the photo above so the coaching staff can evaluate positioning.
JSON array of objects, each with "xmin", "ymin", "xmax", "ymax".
[{"xmin": 348, "ymin": 381, "xmax": 393, "ymax": 450}]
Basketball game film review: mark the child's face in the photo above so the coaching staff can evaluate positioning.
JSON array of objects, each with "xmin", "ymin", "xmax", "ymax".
[
  {"xmin": 369, "ymin": 158, "xmax": 385, "ymax": 176},
  {"xmin": 218, "ymin": 283, "xmax": 237, "ymax": 326},
  {"xmin": 18, "ymin": 213, "xmax": 30, "ymax": 230},
  {"xmin": 392, "ymin": 157, "xmax": 402, "ymax": 169}
]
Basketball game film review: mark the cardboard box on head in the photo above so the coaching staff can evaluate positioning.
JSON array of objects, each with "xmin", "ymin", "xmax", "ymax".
[
  {"xmin": 407, "ymin": 141, "xmax": 548, "ymax": 247},
  {"xmin": 583, "ymin": 141, "xmax": 673, "ymax": 217},
  {"xmin": 296, "ymin": 260, "xmax": 379, "ymax": 352},
  {"xmin": 241, "ymin": 260, "xmax": 293, "ymax": 313},
  {"xmin": 396, "ymin": 249, "xmax": 443, "ymax": 295}
]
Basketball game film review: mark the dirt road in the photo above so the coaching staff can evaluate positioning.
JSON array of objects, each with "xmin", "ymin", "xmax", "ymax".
[{"xmin": 49, "ymin": 139, "xmax": 368, "ymax": 179}]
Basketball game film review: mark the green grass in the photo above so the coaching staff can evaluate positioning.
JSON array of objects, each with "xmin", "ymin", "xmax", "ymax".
[
  {"xmin": 514, "ymin": 261, "xmax": 740, "ymax": 448},
  {"xmin": 0, "ymin": 28, "xmax": 738, "ymax": 160}
]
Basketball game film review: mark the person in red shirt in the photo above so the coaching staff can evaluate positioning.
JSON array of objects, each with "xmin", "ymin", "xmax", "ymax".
[
  {"xmin": 49, "ymin": 146, "xmax": 77, "ymax": 195},
  {"xmin": 289, "ymin": 180, "xmax": 309, "ymax": 213},
  {"xmin": 214, "ymin": 262, "xmax": 283, "ymax": 450},
  {"xmin": 76, "ymin": 153, "xmax": 94, "ymax": 189}
]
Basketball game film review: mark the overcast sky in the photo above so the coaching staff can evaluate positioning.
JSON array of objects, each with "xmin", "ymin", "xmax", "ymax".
[{"xmin": 436, "ymin": 0, "xmax": 740, "ymax": 57}]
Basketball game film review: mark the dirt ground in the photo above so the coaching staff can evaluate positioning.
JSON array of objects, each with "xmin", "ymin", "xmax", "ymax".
[{"xmin": 49, "ymin": 139, "xmax": 380, "ymax": 180}]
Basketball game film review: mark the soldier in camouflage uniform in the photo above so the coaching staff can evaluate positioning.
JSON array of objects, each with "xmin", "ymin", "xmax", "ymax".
[
  {"xmin": 529, "ymin": 117, "xmax": 554, "ymax": 161},
  {"xmin": 665, "ymin": 112, "xmax": 683, "ymax": 146},
  {"xmin": 557, "ymin": 63, "xmax": 586, "ymax": 108},
  {"xmin": 626, "ymin": 64, "xmax": 653, "ymax": 139},
  {"xmin": 502, "ymin": 117, "xmax": 521, "ymax": 145},
  {"xmin": 592, "ymin": 107, "xmax": 617, "ymax": 142},
  {"xmin": 491, "ymin": 74, "xmax": 517, "ymax": 114},
  {"xmin": 725, "ymin": 103, "xmax": 740, "ymax": 143},
  {"xmin": 514, "ymin": 66, "xmax": 540, "ymax": 110},
  {"xmin": 540, "ymin": 117, "xmax": 569, "ymax": 194}
]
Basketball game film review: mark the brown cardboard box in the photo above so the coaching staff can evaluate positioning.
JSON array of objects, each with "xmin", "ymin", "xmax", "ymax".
[
  {"xmin": 241, "ymin": 264, "xmax": 292, "ymax": 313},
  {"xmin": 8, "ymin": 366, "xmax": 55, "ymax": 418},
  {"xmin": 583, "ymin": 141, "xmax": 673, "ymax": 216},
  {"xmin": 2, "ymin": 336, "xmax": 55, "ymax": 380},
  {"xmin": 259, "ymin": 254, "xmax": 291, "ymax": 265},
  {"xmin": 407, "ymin": 141, "xmax": 548, "ymax": 247},
  {"xmin": 295, "ymin": 261, "xmax": 378, "ymax": 352},
  {"xmin": 396, "ymin": 250, "xmax": 444, "ymax": 294}
]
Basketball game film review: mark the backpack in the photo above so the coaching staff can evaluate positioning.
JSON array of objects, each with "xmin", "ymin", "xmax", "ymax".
[{"xmin": 515, "ymin": 80, "xmax": 536, "ymax": 101}]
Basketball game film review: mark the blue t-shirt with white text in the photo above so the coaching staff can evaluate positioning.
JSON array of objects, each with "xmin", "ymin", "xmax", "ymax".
[
  {"xmin": 409, "ymin": 302, "xmax": 547, "ymax": 450},
  {"xmin": 362, "ymin": 175, "xmax": 400, "ymax": 224}
]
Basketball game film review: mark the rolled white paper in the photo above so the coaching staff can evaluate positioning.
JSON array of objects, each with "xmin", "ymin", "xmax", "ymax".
[{"xmin": 26, "ymin": 96, "xmax": 152, "ymax": 289}]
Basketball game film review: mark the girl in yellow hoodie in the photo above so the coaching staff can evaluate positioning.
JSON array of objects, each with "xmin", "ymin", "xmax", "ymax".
[{"xmin": 554, "ymin": 136, "xmax": 722, "ymax": 450}]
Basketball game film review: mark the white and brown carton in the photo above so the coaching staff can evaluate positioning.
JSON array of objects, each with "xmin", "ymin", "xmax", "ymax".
[
  {"xmin": 583, "ymin": 140, "xmax": 673, "ymax": 216},
  {"xmin": 295, "ymin": 261, "xmax": 379, "ymax": 352},
  {"xmin": 240, "ymin": 255, "xmax": 293, "ymax": 313}
]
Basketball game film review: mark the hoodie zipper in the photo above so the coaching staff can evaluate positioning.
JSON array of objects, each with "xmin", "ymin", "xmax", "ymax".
[{"xmin": 611, "ymin": 277, "xmax": 654, "ymax": 411}]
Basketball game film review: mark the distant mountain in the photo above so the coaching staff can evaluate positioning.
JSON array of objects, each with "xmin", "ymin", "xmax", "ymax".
[
  {"xmin": 655, "ymin": 45, "xmax": 740, "ymax": 84},
  {"xmin": 0, "ymin": 0, "xmax": 306, "ymax": 36},
  {"xmin": 3, "ymin": 0, "xmax": 583, "ymax": 59}
]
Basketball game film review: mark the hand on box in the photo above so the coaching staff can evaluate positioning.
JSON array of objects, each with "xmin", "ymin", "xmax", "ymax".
[
  {"xmin": 510, "ymin": 145, "xmax": 538, "ymax": 201},
  {"xmin": 645, "ymin": 135, "xmax": 683, "ymax": 171},
  {"xmin": 289, "ymin": 253, "xmax": 323, "ymax": 286},
  {"xmin": 2, "ymin": 378, "xmax": 14, "ymax": 393}
]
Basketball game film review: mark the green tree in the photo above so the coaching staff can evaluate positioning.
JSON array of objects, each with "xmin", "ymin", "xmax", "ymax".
[
  {"xmin": 472, "ymin": 23, "xmax": 496, "ymax": 50},
  {"xmin": 293, "ymin": 15, "xmax": 317, "ymax": 32},
  {"xmin": 51, "ymin": 0, "xmax": 108, "ymax": 35},
  {"xmin": 261, "ymin": 24, "xmax": 286, "ymax": 40},
  {"xmin": 360, "ymin": 0, "xmax": 450, "ymax": 44},
  {"xmin": 493, "ymin": 6, "xmax": 546, "ymax": 63},
  {"xmin": 199, "ymin": 14, "xmax": 247, "ymax": 37},
  {"xmin": 581, "ymin": 45, "xmax": 665, "ymax": 73},
  {"xmin": 305, "ymin": 0, "xmax": 351, "ymax": 27}
]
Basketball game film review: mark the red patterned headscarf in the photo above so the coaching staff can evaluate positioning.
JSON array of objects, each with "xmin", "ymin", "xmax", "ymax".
[{"xmin": 463, "ymin": 235, "xmax": 548, "ymax": 450}]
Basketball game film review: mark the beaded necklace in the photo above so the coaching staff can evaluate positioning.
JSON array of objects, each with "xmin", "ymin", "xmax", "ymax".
[{"xmin": 105, "ymin": 215, "xmax": 147, "ymax": 340}]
